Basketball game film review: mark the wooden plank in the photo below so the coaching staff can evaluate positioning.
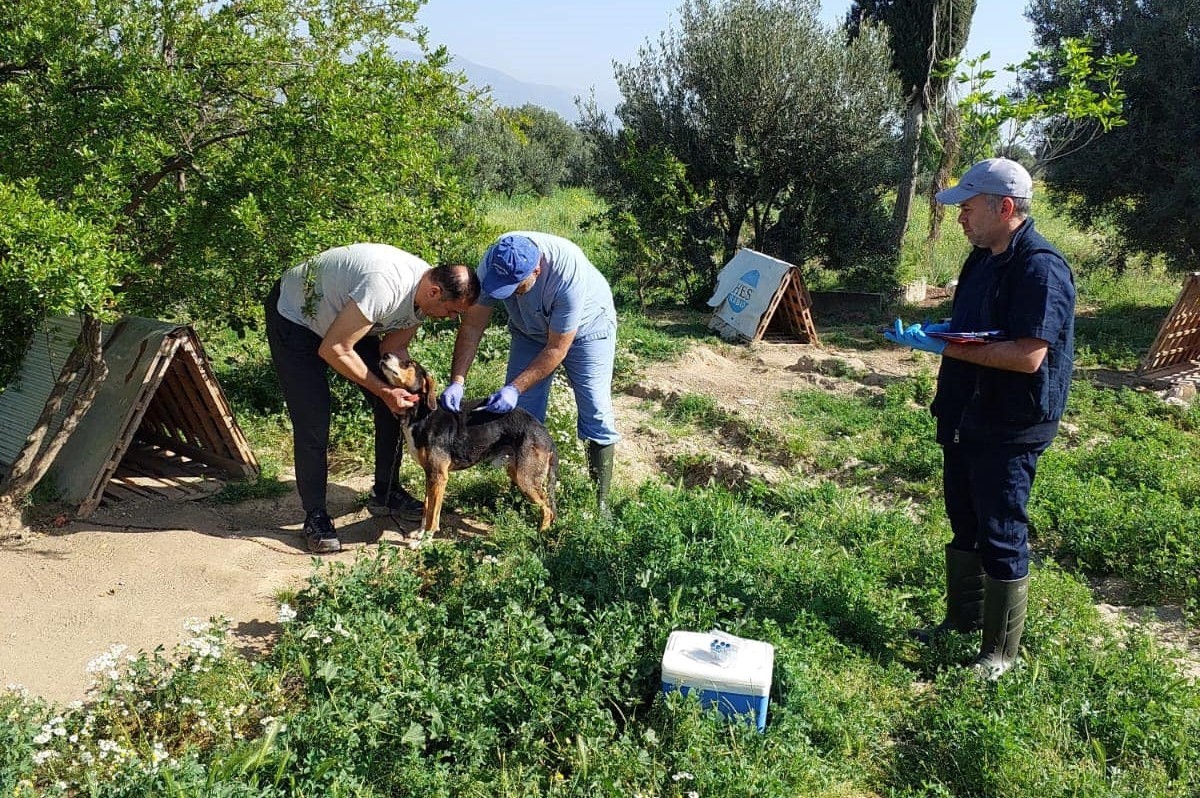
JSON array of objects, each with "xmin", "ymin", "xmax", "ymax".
[
  {"xmin": 85, "ymin": 325, "xmax": 258, "ymax": 514},
  {"xmin": 1141, "ymin": 274, "xmax": 1200, "ymax": 374},
  {"xmin": 176, "ymin": 336, "xmax": 258, "ymax": 464},
  {"xmin": 104, "ymin": 441, "xmax": 225, "ymax": 504},
  {"xmin": 137, "ymin": 429, "xmax": 257, "ymax": 476},
  {"xmin": 154, "ymin": 360, "xmax": 206, "ymax": 450},
  {"xmin": 753, "ymin": 273, "xmax": 791, "ymax": 341},
  {"xmin": 755, "ymin": 268, "xmax": 819, "ymax": 344},
  {"xmin": 102, "ymin": 481, "xmax": 157, "ymax": 502},
  {"xmin": 1140, "ymin": 361, "xmax": 1200, "ymax": 384},
  {"xmin": 166, "ymin": 354, "xmax": 228, "ymax": 454}
]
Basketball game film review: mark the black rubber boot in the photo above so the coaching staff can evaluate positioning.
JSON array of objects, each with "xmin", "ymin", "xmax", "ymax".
[
  {"xmin": 970, "ymin": 574, "xmax": 1030, "ymax": 681},
  {"xmin": 909, "ymin": 545, "xmax": 985, "ymax": 643},
  {"xmin": 586, "ymin": 441, "xmax": 615, "ymax": 519}
]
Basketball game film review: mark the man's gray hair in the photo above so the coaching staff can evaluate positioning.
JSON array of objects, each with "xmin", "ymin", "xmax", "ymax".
[{"xmin": 985, "ymin": 193, "xmax": 1031, "ymax": 217}]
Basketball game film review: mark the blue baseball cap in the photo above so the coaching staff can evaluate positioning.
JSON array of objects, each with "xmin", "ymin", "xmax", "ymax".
[
  {"xmin": 936, "ymin": 158, "xmax": 1033, "ymax": 205},
  {"xmin": 481, "ymin": 235, "xmax": 540, "ymax": 299}
]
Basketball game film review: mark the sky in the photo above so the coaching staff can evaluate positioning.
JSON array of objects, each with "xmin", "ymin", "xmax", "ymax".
[{"xmin": 414, "ymin": 0, "xmax": 1037, "ymax": 107}]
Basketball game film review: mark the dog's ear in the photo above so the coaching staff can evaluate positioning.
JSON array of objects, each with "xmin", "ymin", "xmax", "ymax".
[{"xmin": 423, "ymin": 373, "xmax": 437, "ymax": 411}]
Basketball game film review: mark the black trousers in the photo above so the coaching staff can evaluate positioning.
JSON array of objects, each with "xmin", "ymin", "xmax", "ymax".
[
  {"xmin": 943, "ymin": 440, "xmax": 1050, "ymax": 581},
  {"xmin": 264, "ymin": 282, "xmax": 402, "ymax": 514}
]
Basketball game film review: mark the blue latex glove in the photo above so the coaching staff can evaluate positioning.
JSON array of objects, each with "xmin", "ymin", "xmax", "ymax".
[
  {"xmin": 482, "ymin": 384, "xmax": 520, "ymax": 414},
  {"xmin": 438, "ymin": 382, "xmax": 464, "ymax": 412},
  {"xmin": 883, "ymin": 318, "xmax": 948, "ymax": 355},
  {"xmin": 922, "ymin": 320, "xmax": 952, "ymax": 334}
]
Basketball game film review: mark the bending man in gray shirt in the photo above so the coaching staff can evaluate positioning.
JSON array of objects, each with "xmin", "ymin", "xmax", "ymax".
[{"xmin": 265, "ymin": 243, "xmax": 479, "ymax": 553}]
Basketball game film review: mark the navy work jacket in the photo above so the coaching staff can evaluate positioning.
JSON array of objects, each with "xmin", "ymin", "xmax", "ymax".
[{"xmin": 931, "ymin": 218, "xmax": 1076, "ymax": 446}]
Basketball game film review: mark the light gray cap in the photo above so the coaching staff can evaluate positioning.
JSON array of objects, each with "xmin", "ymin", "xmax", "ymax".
[{"xmin": 936, "ymin": 158, "xmax": 1033, "ymax": 205}]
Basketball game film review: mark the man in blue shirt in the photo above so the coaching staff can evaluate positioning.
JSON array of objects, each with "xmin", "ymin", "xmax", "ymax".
[
  {"xmin": 440, "ymin": 232, "xmax": 620, "ymax": 515},
  {"xmin": 884, "ymin": 158, "xmax": 1076, "ymax": 680}
]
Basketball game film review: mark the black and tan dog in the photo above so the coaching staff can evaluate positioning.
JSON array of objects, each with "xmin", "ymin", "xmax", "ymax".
[{"xmin": 379, "ymin": 353, "xmax": 557, "ymax": 534}]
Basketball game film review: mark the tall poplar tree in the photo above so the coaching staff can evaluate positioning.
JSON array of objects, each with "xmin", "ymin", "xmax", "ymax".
[{"xmin": 848, "ymin": 0, "xmax": 976, "ymax": 251}]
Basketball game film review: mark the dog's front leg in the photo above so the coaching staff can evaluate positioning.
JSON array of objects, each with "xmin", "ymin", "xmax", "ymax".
[{"xmin": 422, "ymin": 458, "xmax": 451, "ymax": 535}]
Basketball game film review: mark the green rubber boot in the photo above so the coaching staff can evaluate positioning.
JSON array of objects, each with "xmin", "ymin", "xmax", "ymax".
[
  {"xmin": 586, "ymin": 441, "xmax": 615, "ymax": 519},
  {"xmin": 909, "ymin": 545, "xmax": 985, "ymax": 644},
  {"xmin": 970, "ymin": 574, "xmax": 1030, "ymax": 681}
]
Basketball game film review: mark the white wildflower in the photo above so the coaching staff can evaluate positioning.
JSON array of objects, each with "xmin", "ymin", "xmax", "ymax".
[
  {"xmin": 85, "ymin": 644, "xmax": 128, "ymax": 676},
  {"xmin": 183, "ymin": 618, "xmax": 208, "ymax": 635},
  {"xmin": 278, "ymin": 603, "xmax": 298, "ymax": 624},
  {"xmin": 672, "ymin": 771, "xmax": 694, "ymax": 781},
  {"xmin": 32, "ymin": 750, "xmax": 59, "ymax": 765},
  {"xmin": 150, "ymin": 741, "xmax": 169, "ymax": 766}
]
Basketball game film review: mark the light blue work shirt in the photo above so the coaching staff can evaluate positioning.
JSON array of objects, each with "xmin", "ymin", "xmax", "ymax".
[{"xmin": 477, "ymin": 231, "xmax": 616, "ymax": 341}]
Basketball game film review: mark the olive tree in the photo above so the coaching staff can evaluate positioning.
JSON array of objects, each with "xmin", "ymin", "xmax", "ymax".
[
  {"xmin": 1025, "ymin": 0, "xmax": 1194, "ymax": 264},
  {"xmin": 583, "ymin": 0, "xmax": 902, "ymax": 303},
  {"xmin": 452, "ymin": 103, "xmax": 590, "ymax": 197}
]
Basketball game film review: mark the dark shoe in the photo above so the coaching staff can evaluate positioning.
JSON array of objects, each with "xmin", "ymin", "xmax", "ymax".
[
  {"xmin": 970, "ymin": 574, "xmax": 1030, "ymax": 681},
  {"xmin": 367, "ymin": 487, "xmax": 424, "ymax": 521},
  {"xmin": 303, "ymin": 508, "xmax": 341, "ymax": 554},
  {"xmin": 910, "ymin": 545, "xmax": 985, "ymax": 644}
]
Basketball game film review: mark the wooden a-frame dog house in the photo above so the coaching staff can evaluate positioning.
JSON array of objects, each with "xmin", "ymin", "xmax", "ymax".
[
  {"xmin": 0, "ymin": 315, "xmax": 258, "ymax": 517},
  {"xmin": 1138, "ymin": 272, "xmax": 1200, "ymax": 387},
  {"xmin": 707, "ymin": 248, "xmax": 819, "ymax": 344}
]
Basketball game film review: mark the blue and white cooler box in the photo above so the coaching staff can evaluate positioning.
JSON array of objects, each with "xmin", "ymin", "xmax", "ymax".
[{"xmin": 660, "ymin": 629, "xmax": 775, "ymax": 732}]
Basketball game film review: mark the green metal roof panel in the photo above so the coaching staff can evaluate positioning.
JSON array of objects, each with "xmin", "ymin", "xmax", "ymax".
[
  {"xmin": 0, "ymin": 316, "xmax": 184, "ymax": 498},
  {"xmin": 0, "ymin": 316, "xmax": 90, "ymax": 468},
  {"xmin": 48, "ymin": 317, "xmax": 186, "ymax": 504}
]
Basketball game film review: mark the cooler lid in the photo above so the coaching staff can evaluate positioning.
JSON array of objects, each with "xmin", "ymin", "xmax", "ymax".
[{"xmin": 660, "ymin": 629, "xmax": 775, "ymax": 697}]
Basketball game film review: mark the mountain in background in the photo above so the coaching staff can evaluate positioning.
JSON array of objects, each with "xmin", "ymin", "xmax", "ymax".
[
  {"xmin": 451, "ymin": 55, "xmax": 584, "ymax": 121},
  {"xmin": 392, "ymin": 43, "xmax": 619, "ymax": 122}
]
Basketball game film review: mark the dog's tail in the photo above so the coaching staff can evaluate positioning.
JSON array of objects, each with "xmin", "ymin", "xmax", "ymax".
[{"xmin": 546, "ymin": 443, "xmax": 559, "ymax": 518}]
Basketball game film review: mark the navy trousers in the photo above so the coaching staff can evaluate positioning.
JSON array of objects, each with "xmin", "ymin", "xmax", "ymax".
[
  {"xmin": 264, "ymin": 282, "xmax": 401, "ymax": 513},
  {"xmin": 942, "ymin": 441, "xmax": 1050, "ymax": 580}
]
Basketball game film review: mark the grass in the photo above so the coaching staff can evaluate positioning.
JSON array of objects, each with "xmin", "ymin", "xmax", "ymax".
[
  {"xmin": 6, "ymin": 484, "xmax": 1197, "ymax": 796},
  {"xmin": 480, "ymin": 188, "xmax": 618, "ymax": 278},
  {"xmin": 5, "ymin": 188, "xmax": 1200, "ymax": 796}
]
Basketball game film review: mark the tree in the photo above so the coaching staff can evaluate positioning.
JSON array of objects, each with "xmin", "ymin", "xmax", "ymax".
[
  {"xmin": 1024, "ymin": 0, "xmax": 1198, "ymax": 264},
  {"xmin": 847, "ymin": 0, "xmax": 976, "ymax": 252},
  {"xmin": 583, "ymin": 0, "xmax": 901, "ymax": 303},
  {"xmin": 452, "ymin": 104, "xmax": 590, "ymax": 197},
  {"xmin": 950, "ymin": 38, "xmax": 1133, "ymax": 169},
  {"xmin": 0, "ymin": 0, "xmax": 481, "ymax": 513}
]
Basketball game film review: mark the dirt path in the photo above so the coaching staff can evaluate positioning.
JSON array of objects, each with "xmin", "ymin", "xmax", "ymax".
[
  {"xmin": 2, "ymin": 338, "xmax": 1195, "ymax": 703},
  {"xmin": 0, "ymin": 476, "xmax": 434, "ymax": 702}
]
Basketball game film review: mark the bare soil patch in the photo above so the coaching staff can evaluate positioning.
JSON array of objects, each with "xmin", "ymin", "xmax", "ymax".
[{"xmin": 2, "ymin": 335, "xmax": 1195, "ymax": 703}]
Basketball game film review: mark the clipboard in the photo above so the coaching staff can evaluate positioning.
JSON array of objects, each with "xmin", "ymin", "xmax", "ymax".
[{"xmin": 926, "ymin": 330, "xmax": 1007, "ymax": 345}]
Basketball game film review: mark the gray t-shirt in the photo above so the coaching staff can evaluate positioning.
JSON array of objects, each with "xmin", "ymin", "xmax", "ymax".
[
  {"xmin": 276, "ymin": 243, "xmax": 429, "ymax": 336},
  {"xmin": 477, "ymin": 231, "xmax": 615, "ymax": 342}
]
